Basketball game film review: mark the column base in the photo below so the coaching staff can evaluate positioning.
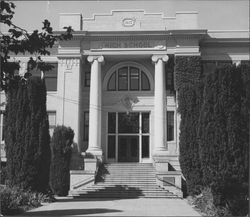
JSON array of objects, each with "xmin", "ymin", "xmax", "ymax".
[
  {"xmin": 153, "ymin": 151, "xmax": 170, "ymax": 172},
  {"xmin": 83, "ymin": 149, "xmax": 103, "ymax": 162}
]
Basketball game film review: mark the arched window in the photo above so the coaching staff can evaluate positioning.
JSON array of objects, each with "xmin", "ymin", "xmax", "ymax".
[{"xmin": 107, "ymin": 66, "xmax": 150, "ymax": 91}]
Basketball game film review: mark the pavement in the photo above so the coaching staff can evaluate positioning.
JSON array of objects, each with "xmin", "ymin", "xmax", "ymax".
[{"xmin": 20, "ymin": 197, "xmax": 201, "ymax": 216}]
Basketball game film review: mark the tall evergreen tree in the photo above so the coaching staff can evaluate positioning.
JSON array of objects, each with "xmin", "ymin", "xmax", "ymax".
[
  {"xmin": 175, "ymin": 56, "xmax": 203, "ymax": 195},
  {"xmin": 199, "ymin": 64, "xmax": 249, "ymax": 215},
  {"xmin": 5, "ymin": 76, "xmax": 51, "ymax": 193}
]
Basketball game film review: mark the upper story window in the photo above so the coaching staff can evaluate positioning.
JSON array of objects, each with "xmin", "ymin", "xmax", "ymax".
[
  {"xmin": 107, "ymin": 66, "xmax": 150, "ymax": 91},
  {"xmin": 202, "ymin": 60, "xmax": 232, "ymax": 75},
  {"xmin": 31, "ymin": 62, "xmax": 58, "ymax": 91}
]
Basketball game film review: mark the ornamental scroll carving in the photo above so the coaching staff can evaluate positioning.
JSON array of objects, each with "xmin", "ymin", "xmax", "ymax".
[{"xmin": 60, "ymin": 59, "xmax": 80, "ymax": 70}]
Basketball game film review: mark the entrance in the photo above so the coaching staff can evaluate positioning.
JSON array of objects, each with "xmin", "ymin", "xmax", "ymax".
[
  {"xmin": 107, "ymin": 112, "xmax": 150, "ymax": 162},
  {"xmin": 118, "ymin": 136, "xmax": 139, "ymax": 162}
]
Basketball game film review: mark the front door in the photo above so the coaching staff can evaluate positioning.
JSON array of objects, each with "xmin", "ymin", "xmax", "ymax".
[
  {"xmin": 107, "ymin": 112, "xmax": 150, "ymax": 162},
  {"xmin": 118, "ymin": 136, "xmax": 139, "ymax": 162}
]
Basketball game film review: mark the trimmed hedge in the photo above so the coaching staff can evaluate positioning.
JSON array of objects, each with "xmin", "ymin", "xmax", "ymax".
[
  {"xmin": 50, "ymin": 126, "xmax": 74, "ymax": 196},
  {"xmin": 175, "ymin": 56, "xmax": 203, "ymax": 195},
  {"xmin": 5, "ymin": 76, "xmax": 51, "ymax": 193}
]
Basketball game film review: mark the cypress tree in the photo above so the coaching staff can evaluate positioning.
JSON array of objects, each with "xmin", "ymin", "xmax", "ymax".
[
  {"xmin": 50, "ymin": 126, "xmax": 74, "ymax": 196},
  {"xmin": 199, "ymin": 64, "xmax": 249, "ymax": 215},
  {"xmin": 5, "ymin": 76, "xmax": 51, "ymax": 193},
  {"xmin": 175, "ymin": 56, "xmax": 203, "ymax": 195}
]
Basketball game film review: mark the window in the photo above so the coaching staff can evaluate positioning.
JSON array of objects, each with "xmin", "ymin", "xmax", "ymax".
[
  {"xmin": 45, "ymin": 63, "xmax": 58, "ymax": 91},
  {"xmin": 47, "ymin": 111, "xmax": 56, "ymax": 136},
  {"xmin": 118, "ymin": 67, "xmax": 128, "ymax": 90},
  {"xmin": 85, "ymin": 71, "xmax": 91, "ymax": 87},
  {"xmin": 83, "ymin": 111, "xmax": 89, "ymax": 141},
  {"xmin": 32, "ymin": 62, "xmax": 58, "ymax": 91},
  {"xmin": 202, "ymin": 60, "xmax": 232, "ymax": 74},
  {"xmin": 107, "ymin": 66, "xmax": 150, "ymax": 91},
  {"xmin": 130, "ymin": 67, "xmax": 139, "ymax": 90},
  {"xmin": 167, "ymin": 111, "xmax": 175, "ymax": 141},
  {"xmin": 0, "ymin": 111, "xmax": 5, "ymax": 142},
  {"xmin": 165, "ymin": 55, "xmax": 175, "ymax": 91}
]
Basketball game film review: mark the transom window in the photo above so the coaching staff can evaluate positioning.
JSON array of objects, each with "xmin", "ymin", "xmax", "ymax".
[{"xmin": 107, "ymin": 66, "xmax": 150, "ymax": 91}]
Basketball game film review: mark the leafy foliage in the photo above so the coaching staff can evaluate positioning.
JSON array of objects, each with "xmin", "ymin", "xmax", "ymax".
[
  {"xmin": 0, "ymin": 185, "xmax": 52, "ymax": 215},
  {"xmin": 5, "ymin": 76, "xmax": 51, "ymax": 193},
  {"xmin": 50, "ymin": 126, "xmax": 74, "ymax": 196},
  {"xmin": 175, "ymin": 56, "xmax": 203, "ymax": 195},
  {"xmin": 0, "ymin": 0, "xmax": 73, "ymax": 90}
]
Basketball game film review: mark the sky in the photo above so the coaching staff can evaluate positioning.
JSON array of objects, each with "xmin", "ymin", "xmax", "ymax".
[{"xmin": 1, "ymin": 0, "xmax": 249, "ymax": 32}]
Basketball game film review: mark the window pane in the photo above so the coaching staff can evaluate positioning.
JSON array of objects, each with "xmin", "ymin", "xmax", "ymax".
[
  {"xmin": 142, "ymin": 136, "xmax": 149, "ymax": 158},
  {"xmin": 45, "ymin": 63, "xmax": 58, "ymax": 91},
  {"xmin": 84, "ymin": 112, "xmax": 89, "ymax": 141},
  {"xmin": 130, "ymin": 67, "xmax": 139, "ymax": 90},
  {"xmin": 118, "ymin": 113, "xmax": 139, "ymax": 133},
  {"xmin": 118, "ymin": 67, "xmax": 128, "ymax": 90},
  {"xmin": 45, "ymin": 77, "xmax": 57, "ymax": 91},
  {"xmin": 85, "ymin": 71, "xmax": 90, "ymax": 87},
  {"xmin": 108, "ymin": 113, "xmax": 116, "ymax": 133},
  {"xmin": 142, "ymin": 113, "xmax": 149, "ymax": 133},
  {"xmin": 166, "ymin": 70, "xmax": 174, "ymax": 91},
  {"xmin": 202, "ymin": 61, "xmax": 216, "ymax": 74},
  {"xmin": 131, "ymin": 137, "xmax": 138, "ymax": 157},
  {"xmin": 217, "ymin": 60, "xmax": 232, "ymax": 67},
  {"xmin": 141, "ymin": 71, "xmax": 150, "ymax": 90},
  {"xmin": 108, "ymin": 72, "xmax": 116, "ymax": 91},
  {"xmin": 1, "ymin": 113, "xmax": 5, "ymax": 141},
  {"xmin": 167, "ymin": 111, "xmax": 174, "ymax": 141},
  {"xmin": 108, "ymin": 136, "xmax": 116, "ymax": 158}
]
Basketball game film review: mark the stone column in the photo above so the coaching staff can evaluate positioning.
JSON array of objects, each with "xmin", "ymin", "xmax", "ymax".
[
  {"xmin": 152, "ymin": 54, "xmax": 169, "ymax": 155},
  {"xmin": 87, "ymin": 55, "xmax": 104, "ymax": 159}
]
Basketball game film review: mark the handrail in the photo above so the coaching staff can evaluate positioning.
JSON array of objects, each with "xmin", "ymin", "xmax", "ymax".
[
  {"xmin": 156, "ymin": 174, "xmax": 182, "ymax": 191},
  {"xmin": 73, "ymin": 175, "xmax": 95, "ymax": 189}
]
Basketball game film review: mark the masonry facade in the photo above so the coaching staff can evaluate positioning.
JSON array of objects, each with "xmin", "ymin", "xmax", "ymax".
[{"xmin": 1, "ymin": 7, "xmax": 249, "ymax": 195}]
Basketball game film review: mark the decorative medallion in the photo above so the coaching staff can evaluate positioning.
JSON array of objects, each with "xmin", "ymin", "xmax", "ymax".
[
  {"xmin": 122, "ymin": 17, "xmax": 136, "ymax": 27},
  {"xmin": 121, "ymin": 95, "xmax": 139, "ymax": 111}
]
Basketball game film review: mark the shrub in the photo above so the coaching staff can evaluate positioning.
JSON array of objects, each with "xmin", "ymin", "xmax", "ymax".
[
  {"xmin": 0, "ymin": 185, "xmax": 50, "ymax": 215},
  {"xmin": 189, "ymin": 187, "xmax": 232, "ymax": 217},
  {"xmin": 5, "ymin": 76, "xmax": 51, "ymax": 193},
  {"xmin": 50, "ymin": 126, "xmax": 74, "ymax": 196}
]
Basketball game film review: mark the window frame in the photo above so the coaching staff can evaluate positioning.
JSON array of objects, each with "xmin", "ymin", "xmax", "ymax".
[
  {"xmin": 84, "ymin": 71, "xmax": 91, "ymax": 87},
  {"xmin": 107, "ymin": 65, "xmax": 151, "ymax": 91},
  {"xmin": 83, "ymin": 111, "xmax": 89, "ymax": 141},
  {"xmin": 167, "ymin": 110, "xmax": 175, "ymax": 142}
]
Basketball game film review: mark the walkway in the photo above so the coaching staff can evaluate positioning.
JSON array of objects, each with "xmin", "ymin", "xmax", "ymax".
[{"xmin": 22, "ymin": 197, "xmax": 201, "ymax": 216}]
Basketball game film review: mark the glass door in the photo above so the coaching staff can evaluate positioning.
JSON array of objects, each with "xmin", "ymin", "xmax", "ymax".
[{"xmin": 107, "ymin": 112, "xmax": 150, "ymax": 162}]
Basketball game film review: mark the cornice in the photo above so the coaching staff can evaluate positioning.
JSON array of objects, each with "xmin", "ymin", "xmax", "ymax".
[{"xmin": 200, "ymin": 38, "xmax": 250, "ymax": 47}]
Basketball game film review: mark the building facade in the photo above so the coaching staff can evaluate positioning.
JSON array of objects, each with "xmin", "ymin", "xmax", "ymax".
[{"xmin": 0, "ymin": 1, "xmax": 249, "ymax": 195}]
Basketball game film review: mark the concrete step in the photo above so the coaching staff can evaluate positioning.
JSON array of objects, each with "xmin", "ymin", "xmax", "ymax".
[{"xmin": 71, "ymin": 163, "xmax": 179, "ymax": 199}]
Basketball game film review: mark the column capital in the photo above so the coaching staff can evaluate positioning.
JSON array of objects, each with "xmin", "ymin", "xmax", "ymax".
[
  {"xmin": 151, "ymin": 55, "xmax": 169, "ymax": 63},
  {"xmin": 87, "ymin": 55, "xmax": 104, "ymax": 63}
]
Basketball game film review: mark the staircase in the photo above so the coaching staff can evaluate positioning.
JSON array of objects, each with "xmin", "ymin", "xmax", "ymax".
[{"xmin": 69, "ymin": 163, "xmax": 179, "ymax": 198}]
